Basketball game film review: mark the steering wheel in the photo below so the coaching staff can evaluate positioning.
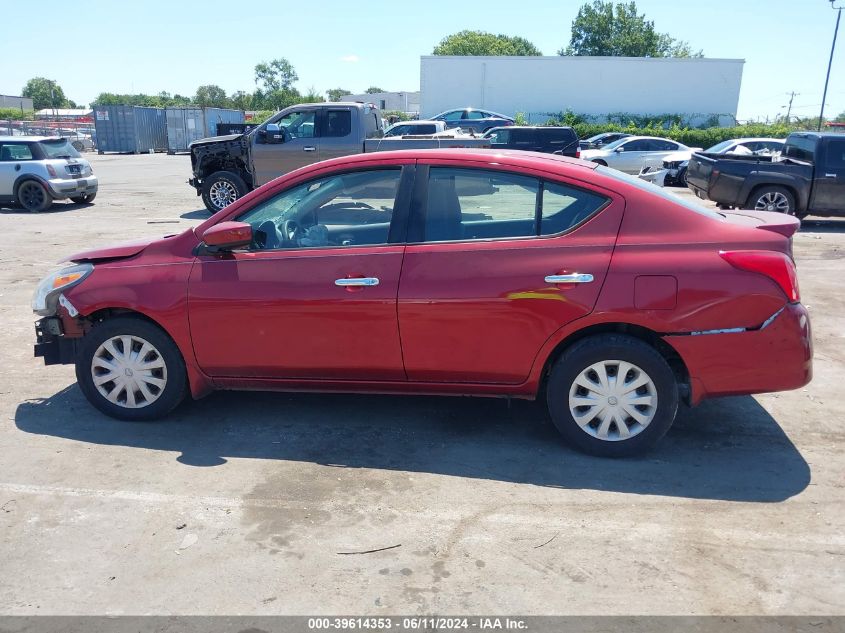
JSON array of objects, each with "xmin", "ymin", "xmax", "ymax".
[{"xmin": 282, "ymin": 219, "xmax": 302, "ymax": 246}]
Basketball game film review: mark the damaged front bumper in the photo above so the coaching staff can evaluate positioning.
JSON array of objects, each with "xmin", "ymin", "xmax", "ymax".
[{"xmin": 34, "ymin": 317, "xmax": 79, "ymax": 365}]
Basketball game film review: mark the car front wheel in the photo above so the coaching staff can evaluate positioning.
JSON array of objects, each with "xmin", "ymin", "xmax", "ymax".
[
  {"xmin": 546, "ymin": 335, "xmax": 679, "ymax": 457},
  {"xmin": 75, "ymin": 317, "xmax": 187, "ymax": 421},
  {"xmin": 201, "ymin": 171, "xmax": 248, "ymax": 213}
]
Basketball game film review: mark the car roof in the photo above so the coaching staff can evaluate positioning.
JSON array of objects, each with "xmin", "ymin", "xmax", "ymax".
[
  {"xmin": 0, "ymin": 135, "xmax": 61, "ymax": 142},
  {"xmin": 622, "ymin": 135, "xmax": 680, "ymax": 142},
  {"xmin": 488, "ymin": 125, "xmax": 574, "ymax": 131},
  {"xmin": 724, "ymin": 137, "xmax": 784, "ymax": 143}
]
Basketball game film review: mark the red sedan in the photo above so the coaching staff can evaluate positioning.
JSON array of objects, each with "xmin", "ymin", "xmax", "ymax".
[{"xmin": 31, "ymin": 150, "xmax": 812, "ymax": 456}]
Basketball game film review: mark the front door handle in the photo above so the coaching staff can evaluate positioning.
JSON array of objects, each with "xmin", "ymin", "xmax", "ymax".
[
  {"xmin": 303, "ymin": 146, "xmax": 317, "ymax": 152},
  {"xmin": 545, "ymin": 273, "xmax": 594, "ymax": 284},
  {"xmin": 824, "ymin": 173, "xmax": 837, "ymax": 178},
  {"xmin": 335, "ymin": 277, "xmax": 379, "ymax": 287}
]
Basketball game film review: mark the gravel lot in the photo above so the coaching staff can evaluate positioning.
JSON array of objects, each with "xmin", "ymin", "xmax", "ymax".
[{"xmin": 0, "ymin": 153, "xmax": 843, "ymax": 615}]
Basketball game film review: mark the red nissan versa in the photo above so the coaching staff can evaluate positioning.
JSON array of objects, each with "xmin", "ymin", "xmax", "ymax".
[{"xmin": 31, "ymin": 150, "xmax": 812, "ymax": 457}]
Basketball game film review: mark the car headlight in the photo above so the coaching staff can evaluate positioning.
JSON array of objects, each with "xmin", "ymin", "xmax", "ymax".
[{"xmin": 31, "ymin": 263, "xmax": 93, "ymax": 316}]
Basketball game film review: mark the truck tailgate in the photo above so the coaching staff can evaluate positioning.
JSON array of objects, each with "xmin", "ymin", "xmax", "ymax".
[{"xmin": 686, "ymin": 154, "xmax": 714, "ymax": 196}]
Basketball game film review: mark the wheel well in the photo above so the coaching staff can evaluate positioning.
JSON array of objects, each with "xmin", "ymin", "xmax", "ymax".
[
  {"xmin": 14, "ymin": 176, "xmax": 46, "ymax": 196},
  {"xmin": 539, "ymin": 322, "xmax": 690, "ymax": 400},
  {"xmin": 199, "ymin": 157, "xmax": 251, "ymax": 187},
  {"xmin": 84, "ymin": 308, "xmax": 171, "ymax": 336}
]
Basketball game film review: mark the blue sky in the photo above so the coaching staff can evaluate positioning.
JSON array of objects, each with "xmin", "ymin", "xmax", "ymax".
[{"xmin": 1, "ymin": 0, "xmax": 843, "ymax": 121}]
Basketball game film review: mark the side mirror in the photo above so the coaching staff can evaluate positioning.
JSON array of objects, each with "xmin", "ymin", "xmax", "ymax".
[
  {"xmin": 615, "ymin": 146, "xmax": 625, "ymax": 152},
  {"xmin": 202, "ymin": 221, "xmax": 252, "ymax": 250},
  {"xmin": 264, "ymin": 123, "xmax": 286, "ymax": 144}
]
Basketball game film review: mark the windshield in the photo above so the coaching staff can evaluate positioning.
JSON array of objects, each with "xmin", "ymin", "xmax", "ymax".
[
  {"xmin": 705, "ymin": 140, "xmax": 735, "ymax": 153},
  {"xmin": 38, "ymin": 139, "xmax": 81, "ymax": 159},
  {"xmin": 595, "ymin": 165, "xmax": 724, "ymax": 220}
]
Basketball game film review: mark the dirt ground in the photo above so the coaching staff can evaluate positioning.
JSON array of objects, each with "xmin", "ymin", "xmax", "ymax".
[{"xmin": 0, "ymin": 153, "xmax": 843, "ymax": 615}]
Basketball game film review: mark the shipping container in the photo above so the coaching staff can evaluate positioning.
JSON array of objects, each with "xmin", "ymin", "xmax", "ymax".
[
  {"xmin": 93, "ymin": 105, "xmax": 167, "ymax": 154},
  {"xmin": 202, "ymin": 108, "xmax": 245, "ymax": 137},
  {"xmin": 165, "ymin": 107, "xmax": 205, "ymax": 154}
]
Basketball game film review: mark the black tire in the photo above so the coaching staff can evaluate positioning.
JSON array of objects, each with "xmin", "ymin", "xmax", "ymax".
[
  {"xmin": 546, "ymin": 334, "xmax": 679, "ymax": 457},
  {"xmin": 16, "ymin": 179, "xmax": 53, "ymax": 212},
  {"xmin": 201, "ymin": 171, "xmax": 248, "ymax": 213},
  {"xmin": 676, "ymin": 167, "xmax": 688, "ymax": 187},
  {"xmin": 75, "ymin": 316, "xmax": 187, "ymax": 421},
  {"xmin": 744, "ymin": 185, "xmax": 796, "ymax": 215},
  {"xmin": 72, "ymin": 141, "xmax": 84, "ymax": 151},
  {"xmin": 70, "ymin": 192, "xmax": 96, "ymax": 204}
]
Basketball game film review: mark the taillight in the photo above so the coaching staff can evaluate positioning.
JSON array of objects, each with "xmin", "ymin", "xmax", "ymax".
[
  {"xmin": 576, "ymin": 147, "xmax": 581, "ymax": 159},
  {"xmin": 720, "ymin": 250, "xmax": 800, "ymax": 302},
  {"xmin": 46, "ymin": 164, "xmax": 57, "ymax": 177}
]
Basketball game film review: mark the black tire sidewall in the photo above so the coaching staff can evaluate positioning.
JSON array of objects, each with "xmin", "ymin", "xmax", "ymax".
[
  {"xmin": 17, "ymin": 180, "xmax": 52, "ymax": 212},
  {"xmin": 546, "ymin": 335, "xmax": 679, "ymax": 457},
  {"xmin": 75, "ymin": 317, "xmax": 187, "ymax": 421},
  {"xmin": 747, "ymin": 185, "xmax": 795, "ymax": 214},
  {"xmin": 201, "ymin": 171, "xmax": 247, "ymax": 213}
]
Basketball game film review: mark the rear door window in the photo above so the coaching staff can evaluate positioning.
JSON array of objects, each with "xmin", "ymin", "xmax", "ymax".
[
  {"xmin": 420, "ymin": 167, "xmax": 610, "ymax": 242},
  {"xmin": 783, "ymin": 136, "xmax": 817, "ymax": 162},
  {"xmin": 825, "ymin": 139, "xmax": 845, "ymax": 168},
  {"xmin": 323, "ymin": 110, "xmax": 352, "ymax": 138}
]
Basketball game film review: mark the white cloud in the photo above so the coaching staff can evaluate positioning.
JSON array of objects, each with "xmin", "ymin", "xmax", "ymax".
[{"xmin": 340, "ymin": 55, "xmax": 360, "ymax": 63}]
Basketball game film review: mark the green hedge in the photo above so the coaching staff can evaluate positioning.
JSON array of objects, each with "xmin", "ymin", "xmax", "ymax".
[
  {"xmin": 568, "ymin": 122, "xmax": 795, "ymax": 148},
  {"xmin": 0, "ymin": 108, "xmax": 35, "ymax": 120}
]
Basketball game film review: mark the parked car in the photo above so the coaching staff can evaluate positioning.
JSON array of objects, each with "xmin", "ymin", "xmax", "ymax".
[
  {"xmin": 59, "ymin": 130, "xmax": 95, "ymax": 152},
  {"xmin": 686, "ymin": 132, "xmax": 845, "ymax": 218},
  {"xmin": 384, "ymin": 121, "xmax": 447, "ymax": 137},
  {"xmin": 189, "ymin": 103, "xmax": 491, "ymax": 212},
  {"xmin": 640, "ymin": 138, "xmax": 786, "ymax": 187},
  {"xmin": 482, "ymin": 126, "xmax": 580, "ymax": 157},
  {"xmin": 580, "ymin": 136, "xmax": 694, "ymax": 174},
  {"xmin": 0, "ymin": 136, "xmax": 98, "ymax": 212},
  {"xmin": 429, "ymin": 108, "xmax": 514, "ymax": 134},
  {"xmin": 33, "ymin": 149, "xmax": 811, "ymax": 457},
  {"xmin": 579, "ymin": 132, "xmax": 632, "ymax": 150}
]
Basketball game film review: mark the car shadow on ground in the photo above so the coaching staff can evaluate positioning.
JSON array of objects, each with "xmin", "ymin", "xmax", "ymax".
[
  {"xmin": 180, "ymin": 209, "xmax": 212, "ymax": 220},
  {"xmin": 15, "ymin": 386, "xmax": 810, "ymax": 503},
  {"xmin": 0, "ymin": 201, "xmax": 93, "ymax": 215},
  {"xmin": 800, "ymin": 218, "xmax": 845, "ymax": 234}
]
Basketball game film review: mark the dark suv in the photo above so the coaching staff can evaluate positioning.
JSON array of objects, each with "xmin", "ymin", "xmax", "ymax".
[{"xmin": 483, "ymin": 126, "xmax": 580, "ymax": 157}]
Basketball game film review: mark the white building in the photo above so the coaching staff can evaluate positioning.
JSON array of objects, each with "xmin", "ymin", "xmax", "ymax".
[
  {"xmin": 0, "ymin": 94, "xmax": 34, "ymax": 111},
  {"xmin": 341, "ymin": 91, "xmax": 420, "ymax": 115},
  {"xmin": 420, "ymin": 56, "xmax": 744, "ymax": 126}
]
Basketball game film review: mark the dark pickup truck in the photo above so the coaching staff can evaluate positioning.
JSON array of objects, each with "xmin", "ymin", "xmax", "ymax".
[{"xmin": 687, "ymin": 132, "xmax": 845, "ymax": 218}]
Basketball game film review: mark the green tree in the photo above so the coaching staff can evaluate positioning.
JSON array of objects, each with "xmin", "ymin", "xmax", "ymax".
[
  {"xmin": 22, "ymin": 77, "xmax": 68, "ymax": 110},
  {"xmin": 327, "ymin": 88, "xmax": 351, "ymax": 101},
  {"xmin": 254, "ymin": 58, "xmax": 298, "ymax": 92},
  {"xmin": 229, "ymin": 90, "xmax": 254, "ymax": 110},
  {"xmin": 560, "ymin": 1, "xmax": 702, "ymax": 57},
  {"xmin": 302, "ymin": 86, "xmax": 325, "ymax": 102},
  {"xmin": 834, "ymin": 111, "xmax": 845, "ymax": 123},
  {"xmin": 365, "ymin": 86, "xmax": 386, "ymax": 94},
  {"xmin": 433, "ymin": 30, "xmax": 542, "ymax": 56},
  {"xmin": 194, "ymin": 85, "xmax": 231, "ymax": 108}
]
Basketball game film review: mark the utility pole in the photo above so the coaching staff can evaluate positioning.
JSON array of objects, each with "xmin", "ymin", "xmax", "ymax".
[
  {"xmin": 819, "ymin": 0, "xmax": 844, "ymax": 131},
  {"xmin": 785, "ymin": 91, "xmax": 799, "ymax": 123}
]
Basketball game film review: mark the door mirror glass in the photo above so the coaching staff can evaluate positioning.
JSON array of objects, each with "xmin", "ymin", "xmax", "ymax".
[
  {"xmin": 615, "ymin": 146, "xmax": 625, "ymax": 152},
  {"xmin": 202, "ymin": 221, "xmax": 253, "ymax": 249}
]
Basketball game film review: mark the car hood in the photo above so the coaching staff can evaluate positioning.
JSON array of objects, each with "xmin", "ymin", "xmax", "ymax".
[
  {"xmin": 663, "ymin": 150, "xmax": 693, "ymax": 163},
  {"xmin": 65, "ymin": 238, "xmax": 155, "ymax": 263},
  {"xmin": 188, "ymin": 133, "xmax": 243, "ymax": 148}
]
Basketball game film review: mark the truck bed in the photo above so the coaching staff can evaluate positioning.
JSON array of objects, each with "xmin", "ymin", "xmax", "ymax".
[{"xmin": 364, "ymin": 137, "xmax": 492, "ymax": 152}]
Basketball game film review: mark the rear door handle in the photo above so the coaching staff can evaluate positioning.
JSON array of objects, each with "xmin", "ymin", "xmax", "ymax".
[
  {"xmin": 303, "ymin": 146, "xmax": 317, "ymax": 152},
  {"xmin": 335, "ymin": 277, "xmax": 379, "ymax": 287},
  {"xmin": 545, "ymin": 273, "xmax": 594, "ymax": 284},
  {"xmin": 824, "ymin": 173, "xmax": 837, "ymax": 178}
]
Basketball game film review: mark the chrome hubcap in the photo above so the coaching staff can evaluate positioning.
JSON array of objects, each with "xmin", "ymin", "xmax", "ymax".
[
  {"xmin": 755, "ymin": 192, "xmax": 790, "ymax": 213},
  {"xmin": 91, "ymin": 335, "xmax": 167, "ymax": 409},
  {"xmin": 208, "ymin": 181, "xmax": 238, "ymax": 209},
  {"xmin": 568, "ymin": 360, "xmax": 658, "ymax": 441}
]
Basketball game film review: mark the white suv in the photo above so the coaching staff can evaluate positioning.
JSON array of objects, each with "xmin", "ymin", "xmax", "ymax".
[{"xmin": 0, "ymin": 136, "xmax": 98, "ymax": 212}]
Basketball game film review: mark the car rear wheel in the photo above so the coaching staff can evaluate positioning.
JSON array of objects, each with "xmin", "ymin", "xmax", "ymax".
[
  {"xmin": 16, "ymin": 180, "xmax": 53, "ymax": 212},
  {"xmin": 201, "ymin": 171, "xmax": 248, "ymax": 213},
  {"xmin": 76, "ymin": 317, "xmax": 187, "ymax": 421},
  {"xmin": 70, "ymin": 192, "xmax": 96, "ymax": 204},
  {"xmin": 546, "ymin": 335, "xmax": 679, "ymax": 457},
  {"xmin": 745, "ymin": 186, "xmax": 795, "ymax": 215},
  {"xmin": 72, "ymin": 141, "xmax": 84, "ymax": 151}
]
